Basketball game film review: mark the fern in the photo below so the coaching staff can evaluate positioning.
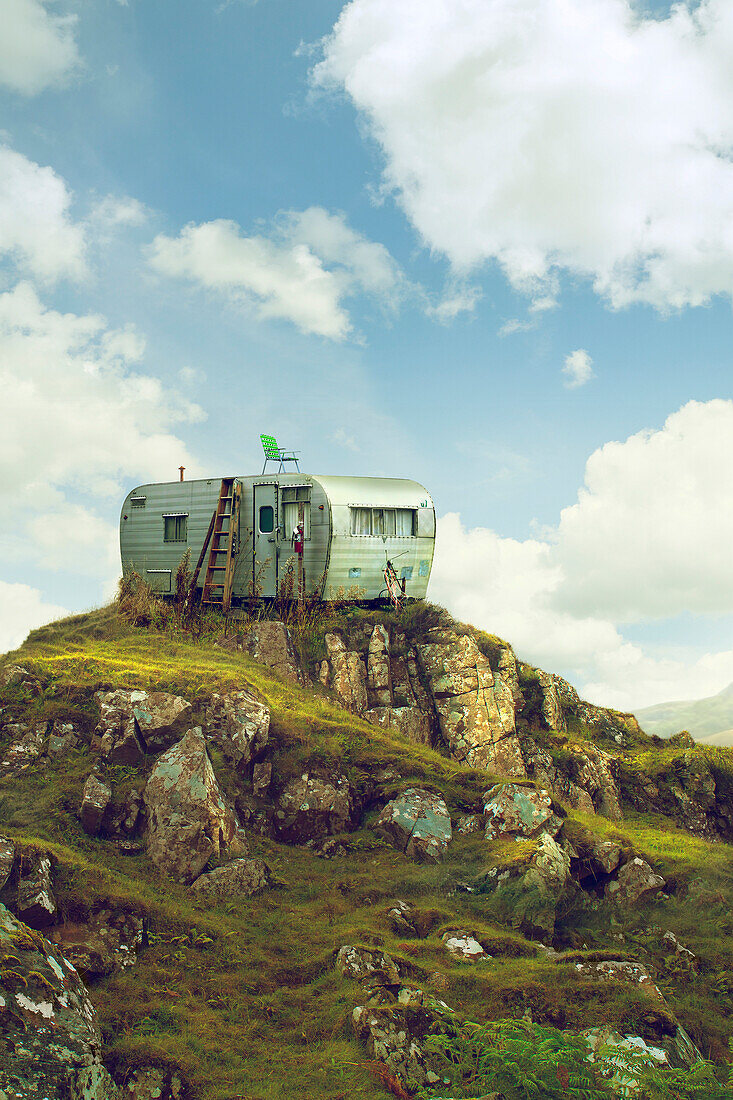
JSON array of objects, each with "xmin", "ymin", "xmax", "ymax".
[{"xmin": 414, "ymin": 1019, "xmax": 733, "ymax": 1099}]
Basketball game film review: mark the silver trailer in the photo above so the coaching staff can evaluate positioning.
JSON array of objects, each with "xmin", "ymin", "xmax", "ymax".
[{"xmin": 120, "ymin": 473, "xmax": 435, "ymax": 602}]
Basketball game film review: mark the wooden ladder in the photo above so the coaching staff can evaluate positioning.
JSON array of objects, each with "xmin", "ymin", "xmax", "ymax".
[{"xmin": 201, "ymin": 477, "xmax": 241, "ymax": 613}]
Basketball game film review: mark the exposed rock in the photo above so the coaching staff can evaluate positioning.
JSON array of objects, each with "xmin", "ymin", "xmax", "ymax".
[
  {"xmin": 96, "ymin": 688, "xmax": 192, "ymax": 761},
  {"xmin": 16, "ymin": 851, "xmax": 57, "ymax": 927},
  {"xmin": 497, "ymin": 644, "xmax": 523, "ymax": 712},
  {"xmin": 245, "ymin": 619, "xmax": 303, "ymax": 683},
  {"xmin": 275, "ymin": 772, "xmax": 352, "ymax": 843},
  {"xmin": 252, "ymin": 759, "xmax": 272, "ymax": 796},
  {"xmin": 144, "ymin": 727, "xmax": 238, "ymax": 884},
  {"xmin": 662, "ymin": 930, "xmax": 695, "ymax": 959},
  {"xmin": 124, "ymin": 1066, "xmax": 183, "ymax": 1099},
  {"xmin": 46, "ymin": 909, "xmax": 145, "ymax": 979},
  {"xmin": 205, "ymin": 689, "xmax": 270, "ymax": 774},
  {"xmin": 368, "ymin": 624, "xmax": 392, "ymax": 706},
  {"xmin": 0, "ymin": 834, "xmax": 15, "ymax": 889},
  {"xmin": 352, "ymin": 1003, "xmax": 443, "ymax": 1091},
  {"xmin": 374, "ymin": 788, "xmax": 452, "ymax": 863},
  {"xmin": 0, "ymin": 902, "xmax": 121, "ymax": 1098},
  {"xmin": 109, "ymin": 787, "xmax": 143, "ymax": 837},
  {"xmin": 481, "ymin": 832, "xmax": 571, "ymax": 937},
  {"xmin": 535, "ymin": 670, "xmax": 566, "ymax": 733},
  {"xmin": 364, "ymin": 704, "xmax": 433, "ymax": 745},
  {"xmin": 0, "ymin": 664, "xmax": 36, "ymax": 690},
  {"xmin": 0, "ymin": 721, "xmax": 47, "ymax": 776},
  {"xmin": 417, "ymin": 631, "xmax": 526, "ymax": 777},
  {"xmin": 387, "ymin": 900, "xmax": 417, "ymax": 937},
  {"xmin": 441, "ymin": 930, "xmax": 489, "ymax": 962},
  {"xmin": 191, "ymin": 857, "xmax": 271, "ymax": 900},
  {"xmin": 80, "ymin": 773, "xmax": 112, "ymax": 836},
  {"xmin": 336, "ymin": 945, "xmax": 401, "ymax": 986},
  {"xmin": 606, "ymin": 857, "xmax": 665, "ymax": 907},
  {"xmin": 521, "ymin": 737, "xmax": 596, "ymax": 817},
  {"xmin": 591, "ymin": 840, "xmax": 623, "ymax": 875},
  {"xmin": 47, "ymin": 720, "xmax": 81, "ymax": 757},
  {"xmin": 574, "ymin": 700, "xmax": 643, "ymax": 741},
  {"xmin": 325, "ymin": 632, "xmax": 368, "ymax": 713},
  {"xmin": 574, "ymin": 743, "xmax": 623, "ymax": 821},
  {"xmin": 483, "ymin": 783, "xmax": 562, "ymax": 841},
  {"xmin": 456, "ymin": 813, "xmax": 484, "ymax": 835}
]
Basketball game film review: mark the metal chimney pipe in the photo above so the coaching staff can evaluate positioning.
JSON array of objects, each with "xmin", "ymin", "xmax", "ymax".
[{"xmin": 179, "ymin": 466, "xmax": 185, "ymax": 482}]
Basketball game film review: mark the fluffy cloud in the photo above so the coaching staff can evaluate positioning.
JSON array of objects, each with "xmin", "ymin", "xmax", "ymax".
[
  {"xmin": 149, "ymin": 207, "xmax": 406, "ymax": 340},
  {"xmin": 562, "ymin": 349, "xmax": 594, "ymax": 388},
  {"xmin": 0, "ymin": 581, "xmax": 68, "ymax": 655},
  {"xmin": 429, "ymin": 399, "xmax": 733, "ymax": 709},
  {"xmin": 0, "ymin": 0, "xmax": 79, "ymax": 95},
  {"xmin": 314, "ymin": 0, "xmax": 733, "ymax": 311},
  {"xmin": 0, "ymin": 144, "xmax": 86, "ymax": 281},
  {"xmin": 0, "ymin": 282, "xmax": 204, "ymax": 587}
]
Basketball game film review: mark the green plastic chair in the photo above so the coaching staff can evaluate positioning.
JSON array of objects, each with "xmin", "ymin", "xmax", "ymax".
[{"xmin": 260, "ymin": 434, "xmax": 300, "ymax": 474}]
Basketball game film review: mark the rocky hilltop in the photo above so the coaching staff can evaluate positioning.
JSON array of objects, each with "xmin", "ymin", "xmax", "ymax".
[{"xmin": 1, "ymin": 600, "xmax": 732, "ymax": 1099}]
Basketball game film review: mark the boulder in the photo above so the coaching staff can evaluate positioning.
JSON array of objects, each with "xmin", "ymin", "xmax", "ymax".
[
  {"xmin": 124, "ymin": 1066, "xmax": 184, "ymax": 1100},
  {"xmin": 47, "ymin": 720, "xmax": 81, "ymax": 757},
  {"xmin": 80, "ymin": 773, "xmax": 112, "ymax": 836},
  {"xmin": 483, "ymin": 783, "xmax": 561, "ymax": 841},
  {"xmin": 274, "ymin": 772, "xmax": 353, "ymax": 843},
  {"xmin": 0, "ymin": 902, "xmax": 121, "ymax": 1098},
  {"xmin": 0, "ymin": 664, "xmax": 36, "ymax": 690},
  {"xmin": 606, "ymin": 857, "xmax": 665, "ymax": 907},
  {"xmin": 535, "ymin": 670, "xmax": 566, "ymax": 733},
  {"xmin": 591, "ymin": 840, "xmax": 623, "ymax": 875},
  {"xmin": 252, "ymin": 759, "xmax": 272, "ymax": 796},
  {"xmin": 205, "ymin": 689, "xmax": 270, "ymax": 774},
  {"xmin": 245, "ymin": 620, "xmax": 303, "ymax": 683},
  {"xmin": 191, "ymin": 857, "xmax": 272, "ymax": 900},
  {"xmin": 363, "ymin": 704, "xmax": 433, "ymax": 745},
  {"xmin": 324, "ymin": 633, "xmax": 368, "ymax": 713},
  {"xmin": 16, "ymin": 851, "xmax": 57, "ymax": 927},
  {"xmin": 441, "ymin": 930, "xmax": 489, "ymax": 962},
  {"xmin": 144, "ymin": 727, "xmax": 238, "ymax": 884},
  {"xmin": 336, "ymin": 944, "xmax": 401, "ymax": 986},
  {"xmin": 368, "ymin": 624, "xmax": 392, "ymax": 706},
  {"xmin": 0, "ymin": 721, "xmax": 47, "ymax": 776},
  {"xmin": 46, "ymin": 908, "xmax": 145, "ymax": 980},
  {"xmin": 480, "ymin": 832, "xmax": 571, "ymax": 937},
  {"xmin": 456, "ymin": 813, "xmax": 484, "ymax": 835},
  {"xmin": 373, "ymin": 788, "xmax": 452, "ymax": 863},
  {"xmin": 352, "ymin": 1003, "xmax": 444, "ymax": 1091},
  {"xmin": 417, "ymin": 631, "xmax": 526, "ymax": 777},
  {"xmin": 109, "ymin": 787, "xmax": 143, "ymax": 837},
  {"xmin": 96, "ymin": 688, "xmax": 192, "ymax": 759}
]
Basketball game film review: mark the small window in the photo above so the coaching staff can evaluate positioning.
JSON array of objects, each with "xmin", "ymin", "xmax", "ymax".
[
  {"xmin": 395, "ymin": 509, "xmax": 416, "ymax": 536},
  {"xmin": 146, "ymin": 569, "xmax": 172, "ymax": 593},
  {"xmin": 418, "ymin": 559, "xmax": 430, "ymax": 577},
  {"xmin": 282, "ymin": 487, "xmax": 311, "ymax": 538},
  {"xmin": 400, "ymin": 566, "xmax": 413, "ymax": 581},
  {"xmin": 350, "ymin": 507, "xmax": 372, "ymax": 535},
  {"xmin": 130, "ymin": 495, "xmax": 146, "ymax": 508},
  {"xmin": 348, "ymin": 567, "xmax": 362, "ymax": 578},
  {"xmin": 163, "ymin": 514, "xmax": 188, "ymax": 542},
  {"xmin": 259, "ymin": 505, "xmax": 274, "ymax": 533}
]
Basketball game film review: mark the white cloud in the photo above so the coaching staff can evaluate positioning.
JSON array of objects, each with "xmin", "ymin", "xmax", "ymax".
[
  {"xmin": 0, "ymin": 144, "xmax": 86, "ymax": 281},
  {"xmin": 0, "ymin": 0, "xmax": 79, "ymax": 95},
  {"xmin": 149, "ymin": 207, "xmax": 406, "ymax": 340},
  {"xmin": 0, "ymin": 581, "xmax": 68, "ymax": 654},
  {"xmin": 314, "ymin": 0, "xmax": 733, "ymax": 312},
  {"xmin": 0, "ymin": 282, "xmax": 204, "ymax": 588},
  {"xmin": 426, "ymin": 281, "xmax": 481, "ymax": 323},
  {"xmin": 429, "ymin": 399, "xmax": 733, "ymax": 710},
  {"xmin": 89, "ymin": 195, "xmax": 148, "ymax": 230},
  {"xmin": 562, "ymin": 348, "xmax": 594, "ymax": 388}
]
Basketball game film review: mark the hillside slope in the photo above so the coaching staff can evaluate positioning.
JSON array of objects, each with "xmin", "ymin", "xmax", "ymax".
[
  {"xmin": 1, "ymin": 600, "xmax": 733, "ymax": 1099},
  {"xmin": 637, "ymin": 681, "xmax": 733, "ymax": 745}
]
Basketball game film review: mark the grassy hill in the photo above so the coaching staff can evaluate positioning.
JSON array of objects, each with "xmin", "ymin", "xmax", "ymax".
[
  {"xmin": 637, "ymin": 682, "xmax": 733, "ymax": 745},
  {"xmin": 2, "ymin": 599, "xmax": 733, "ymax": 1098}
]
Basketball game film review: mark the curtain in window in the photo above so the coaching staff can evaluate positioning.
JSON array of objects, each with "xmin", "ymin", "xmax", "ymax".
[
  {"xmin": 351, "ymin": 507, "xmax": 372, "ymax": 535},
  {"xmin": 283, "ymin": 501, "xmax": 310, "ymax": 538},
  {"xmin": 395, "ymin": 509, "xmax": 414, "ymax": 536},
  {"xmin": 383, "ymin": 509, "xmax": 396, "ymax": 536}
]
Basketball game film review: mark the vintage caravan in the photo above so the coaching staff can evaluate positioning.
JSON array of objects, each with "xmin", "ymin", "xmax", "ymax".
[{"xmin": 120, "ymin": 473, "xmax": 436, "ymax": 604}]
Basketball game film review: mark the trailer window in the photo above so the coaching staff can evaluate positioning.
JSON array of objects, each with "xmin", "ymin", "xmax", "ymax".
[
  {"xmin": 259, "ymin": 505, "xmax": 274, "ymax": 533},
  {"xmin": 163, "ymin": 514, "xmax": 188, "ymax": 542},
  {"xmin": 282, "ymin": 487, "xmax": 310, "ymax": 538},
  {"xmin": 350, "ymin": 507, "xmax": 416, "ymax": 536}
]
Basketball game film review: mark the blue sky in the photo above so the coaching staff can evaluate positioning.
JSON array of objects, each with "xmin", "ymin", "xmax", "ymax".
[{"xmin": 2, "ymin": 0, "xmax": 733, "ymax": 711}]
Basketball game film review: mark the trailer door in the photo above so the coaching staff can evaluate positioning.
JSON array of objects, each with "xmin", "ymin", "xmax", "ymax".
[{"xmin": 254, "ymin": 483, "xmax": 278, "ymax": 596}]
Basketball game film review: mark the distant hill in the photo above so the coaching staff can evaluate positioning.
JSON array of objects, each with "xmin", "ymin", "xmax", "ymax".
[{"xmin": 636, "ymin": 681, "xmax": 733, "ymax": 745}]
